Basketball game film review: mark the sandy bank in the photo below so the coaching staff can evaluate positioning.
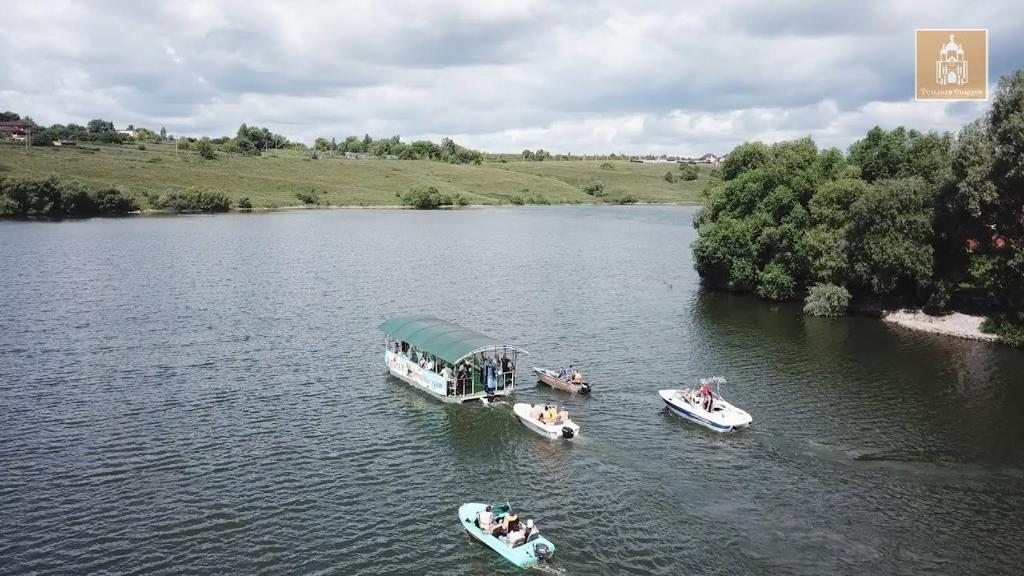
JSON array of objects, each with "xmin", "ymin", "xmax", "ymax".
[{"xmin": 882, "ymin": 309, "xmax": 999, "ymax": 342}]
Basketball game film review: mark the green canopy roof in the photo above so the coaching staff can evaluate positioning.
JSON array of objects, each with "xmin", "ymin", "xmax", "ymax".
[{"xmin": 378, "ymin": 314, "xmax": 527, "ymax": 364}]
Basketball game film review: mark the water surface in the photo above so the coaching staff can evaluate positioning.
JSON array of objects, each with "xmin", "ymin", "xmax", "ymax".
[{"xmin": 1, "ymin": 206, "xmax": 1022, "ymax": 575}]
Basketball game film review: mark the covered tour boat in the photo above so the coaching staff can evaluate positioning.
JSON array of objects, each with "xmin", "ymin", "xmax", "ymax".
[{"xmin": 379, "ymin": 315, "xmax": 528, "ymax": 404}]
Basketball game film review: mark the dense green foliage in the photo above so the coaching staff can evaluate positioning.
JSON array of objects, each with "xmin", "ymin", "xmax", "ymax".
[
  {"xmin": 295, "ymin": 189, "xmax": 321, "ymax": 205},
  {"xmin": 237, "ymin": 196, "xmax": 252, "ymax": 210},
  {"xmin": 582, "ymin": 181, "xmax": 605, "ymax": 196},
  {"xmin": 803, "ymin": 283, "xmax": 852, "ymax": 317},
  {"xmin": 664, "ymin": 171, "xmax": 675, "ymax": 183},
  {"xmin": 400, "ymin": 185, "xmax": 460, "ymax": 209},
  {"xmin": 195, "ymin": 138, "xmax": 216, "ymax": 160},
  {"xmin": 679, "ymin": 164, "xmax": 700, "ymax": 181},
  {"xmin": 0, "ymin": 176, "xmax": 138, "ymax": 218},
  {"xmin": 692, "ymin": 69, "xmax": 1024, "ymax": 345},
  {"xmin": 151, "ymin": 187, "xmax": 232, "ymax": 212}
]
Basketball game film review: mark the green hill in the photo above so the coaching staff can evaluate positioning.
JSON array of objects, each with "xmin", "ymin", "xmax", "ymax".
[{"xmin": 0, "ymin": 142, "xmax": 708, "ymax": 208}]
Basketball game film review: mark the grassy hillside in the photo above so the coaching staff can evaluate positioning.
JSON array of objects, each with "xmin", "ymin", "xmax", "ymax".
[{"xmin": 0, "ymin": 142, "xmax": 709, "ymax": 208}]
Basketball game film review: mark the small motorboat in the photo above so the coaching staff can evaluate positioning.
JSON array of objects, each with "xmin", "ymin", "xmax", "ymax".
[
  {"xmin": 513, "ymin": 402, "xmax": 580, "ymax": 440},
  {"xmin": 459, "ymin": 502, "xmax": 555, "ymax": 568},
  {"xmin": 533, "ymin": 367, "xmax": 591, "ymax": 394},
  {"xmin": 659, "ymin": 377, "xmax": 752, "ymax": 433}
]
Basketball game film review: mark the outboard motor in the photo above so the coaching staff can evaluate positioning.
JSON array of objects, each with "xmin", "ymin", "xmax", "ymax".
[
  {"xmin": 580, "ymin": 383, "xmax": 592, "ymax": 394},
  {"xmin": 534, "ymin": 542, "xmax": 551, "ymax": 561},
  {"xmin": 561, "ymin": 426, "xmax": 575, "ymax": 439}
]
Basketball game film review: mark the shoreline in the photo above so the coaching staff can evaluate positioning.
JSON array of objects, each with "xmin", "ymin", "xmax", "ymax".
[
  {"xmin": 133, "ymin": 201, "xmax": 701, "ymax": 215},
  {"xmin": 881, "ymin": 309, "xmax": 999, "ymax": 343}
]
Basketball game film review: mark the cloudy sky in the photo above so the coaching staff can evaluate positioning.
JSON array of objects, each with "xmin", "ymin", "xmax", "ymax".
[{"xmin": 1, "ymin": 0, "xmax": 1021, "ymax": 155}]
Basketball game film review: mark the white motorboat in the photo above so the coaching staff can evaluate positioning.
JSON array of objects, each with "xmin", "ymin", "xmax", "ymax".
[
  {"xmin": 513, "ymin": 403, "xmax": 580, "ymax": 440},
  {"xmin": 659, "ymin": 377, "xmax": 752, "ymax": 432}
]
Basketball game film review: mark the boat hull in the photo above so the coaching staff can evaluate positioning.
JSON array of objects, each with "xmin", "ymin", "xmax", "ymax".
[
  {"xmin": 659, "ymin": 389, "xmax": 751, "ymax": 433},
  {"xmin": 459, "ymin": 503, "xmax": 555, "ymax": 568},
  {"xmin": 513, "ymin": 403, "xmax": 580, "ymax": 440},
  {"xmin": 386, "ymin": 351, "xmax": 512, "ymax": 404},
  {"xmin": 533, "ymin": 367, "xmax": 590, "ymax": 394}
]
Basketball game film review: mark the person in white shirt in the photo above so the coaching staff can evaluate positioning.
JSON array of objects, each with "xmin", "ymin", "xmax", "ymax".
[
  {"xmin": 524, "ymin": 519, "xmax": 537, "ymax": 540},
  {"xmin": 478, "ymin": 505, "xmax": 494, "ymax": 531},
  {"xmin": 440, "ymin": 364, "xmax": 452, "ymax": 380}
]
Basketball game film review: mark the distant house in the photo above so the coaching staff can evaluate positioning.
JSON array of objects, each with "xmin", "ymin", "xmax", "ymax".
[
  {"xmin": 383, "ymin": 154, "xmax": 398, "ymax": 160},
  {"xmin": 696, "ymin": 153, "xmax": 720, "ymax": 164},
  {"xmin": 53, "ymin": 140, "xmax": 77, "ymax": 147},
  {"xmin": 0, "ymin": 120, "xmax": 31, "ymax": 138},
  {"xmin": 344, "ymin": 152, "xmax": 372, "ymax": 159},
  {"xmin": 117, "ymin": 129, "xmax": 138, "ymax": 139}
]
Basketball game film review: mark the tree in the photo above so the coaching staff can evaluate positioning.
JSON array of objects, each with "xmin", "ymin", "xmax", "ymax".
[
  {"xmin": 314, "ymin": 137, "xmax": 331, "ymax": 151},
  {"xmin": 846, "ymin": 177, "xmax": 934, "ymax": 297},
  {"xmin": 693, "ymin": 138, "xmax": 848, "ymax": 300},
  {"xmin": 160, "ymin": 126, "xmax": 167, "ymax": 140},
  {"xmin": 664, "ymin": 171, "xmax": 675, "ymax": 183},
  {"xmin": 522, "ymin": 149, "xmax": 535, "ymax": 161},
  {"xmin": 848, "ymin": 126, "xmax": 952, "ymax": 186},
  {"xmin": 86, "ymin": 119, "xmax": 115, "ymax": 134},
  {"xmin": 195, "ymin": 138, "xmax": 216, "ymax": 160},
  {"xmin": 0, "ymin": 111, "xmax": 20, "ymax": 122},
  {"xmin": 400, "ymin": 185, "xmax": 454, "ymax": 209}
]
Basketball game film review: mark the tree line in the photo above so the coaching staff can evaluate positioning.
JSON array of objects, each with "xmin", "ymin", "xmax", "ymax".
[{"xmin": 692, "ymin": 70, "xmax": 1024, "ymax": 345}]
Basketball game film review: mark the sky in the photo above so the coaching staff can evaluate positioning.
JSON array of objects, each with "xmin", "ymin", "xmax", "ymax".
[{"xmin": 1, "ymin": 0, "xmax": 1021, "ymax": 155}]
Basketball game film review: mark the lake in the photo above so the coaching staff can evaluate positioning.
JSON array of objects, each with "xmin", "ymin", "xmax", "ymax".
[{"xmin": 1, "ymin": 206, "xmax": 1022, "ymax": 575}]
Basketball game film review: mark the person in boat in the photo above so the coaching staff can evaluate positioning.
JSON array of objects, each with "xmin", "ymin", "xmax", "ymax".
[
  {"xmin": 506, "ymin": 519, "xmax": 527, "ymax": 548},
  {"xmin": 542, "ymin": 404, "xmax": 558, "ymax": 424},
  {"xmin": 699, "ymin": 381, "xmax": 713, "ymax": 411},
  {"xmin": 572, "ymin": 369, "xmax": 584, "ymax": 386},
  {"xmin": 492, "ymin": 512, "xmax": 518, "ymax": 537},
  {"xmin": 478, "ymin": 505, "xmax": 495, "ymax": 531},
  {"xmin": 523, "ymin": 519, "xmax": 537, "ymax": 541},
  {"xmin": 440, "ymin": 363, "xmax": 452, "ymax": 381},
  {"xmin": 501, "ymin": 354, "xmax": 512, "ymax": 387}
]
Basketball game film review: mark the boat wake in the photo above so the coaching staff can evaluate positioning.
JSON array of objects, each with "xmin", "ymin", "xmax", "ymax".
[{"xmin": 529, "ymin": 562, "xmax": 567, "ymax": 575}]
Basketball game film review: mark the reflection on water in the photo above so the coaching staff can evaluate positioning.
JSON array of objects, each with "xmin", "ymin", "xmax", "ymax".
[{"xmin": 0, "ymin": 207, "xmax": 1022, "ymax": 575}]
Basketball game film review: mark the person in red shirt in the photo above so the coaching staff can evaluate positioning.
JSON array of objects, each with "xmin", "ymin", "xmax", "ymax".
[{"xmin": 699, "ymin": 382, "xmax": 713, "ymax": 411}]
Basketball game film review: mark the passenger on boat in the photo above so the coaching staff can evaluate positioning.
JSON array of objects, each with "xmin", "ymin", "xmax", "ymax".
[
  {"xmin": 492, "ymin": 513, "xmax": 518, "ymax": 537},
  {"xmin": 542, "ymin": 405, "xmax": 558, "ymax": 423},
  {"xmin": 501, "ymin": 354, "xmax": 512, "ymax": 386},
  {"xmin": 523, "ymin": 519, "xmax": 537, "ymax": 541},
  {"xmin": 506, "ymin": 521, "xmax": 527, "ymax": 548},
  {"xmin": 478, "ymin": 505, "xmax": 494, "ymax": 531},
  {"xmin": 699, "ymin": 382, "xmax": 713, "ymax": 411},
  {"xmin": 572, "ymin": 370, "xmax": 583, "ymax": 386},
  {"xmin": 440, "ymin": 364, "xmax": 452, "ymax": 381},
  {"xmin": 425, "ymin": 357, "xmax": 435, "ymax": 372}
]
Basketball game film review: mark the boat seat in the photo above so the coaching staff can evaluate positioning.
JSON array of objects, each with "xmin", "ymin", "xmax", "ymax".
[
  {"xmin": 508, "ymin": 534, "xmax": 526, "ymax": 548},
  {"xmin": 526, "ymin": 530, "xmax": 541, "ymax": 543}
]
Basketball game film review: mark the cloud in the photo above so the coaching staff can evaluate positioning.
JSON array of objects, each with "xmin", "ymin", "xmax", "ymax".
[{"xmin": 0, "ymin": 0, "xmax": 1019, "ymax": 153}]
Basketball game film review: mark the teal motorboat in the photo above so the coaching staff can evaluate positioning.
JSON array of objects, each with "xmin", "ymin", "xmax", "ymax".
[{"xmin": 459, "ymin": 502, "xmax": 555, "ymax": 568}]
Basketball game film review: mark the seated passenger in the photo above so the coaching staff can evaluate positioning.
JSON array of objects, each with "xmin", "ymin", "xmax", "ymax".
[
  {"xmin": 530, "ymin": 405, "xmax": 543, "ymax": 420},
  {"xmin": 524, "ymin": 518, "xmax": 538, "ymax": 540},
  {"xmin": 506, "ymin": 524, "xmax": 526, "ymax": 548},
  {"xmin": 425, "ymin": 358, "xmax": 435, "ymax": 372},
  {"xmin": 572, "ymin": 370, "xmax": 583, "ymax": 385},
  {"xmin": 478, "ymin": 505, "xmax": 494, "ymax": 531},
  {"xmin": 542, "ymin": 405, "xmax": 558, "ymax": 423}
]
